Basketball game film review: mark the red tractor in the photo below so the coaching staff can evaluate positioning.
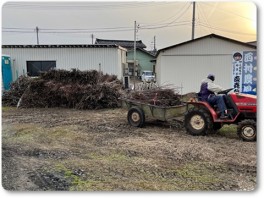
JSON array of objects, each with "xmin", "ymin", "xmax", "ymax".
[{"xmin": 184, "ymin": 88, "xmax": 257, "ymax": 141}]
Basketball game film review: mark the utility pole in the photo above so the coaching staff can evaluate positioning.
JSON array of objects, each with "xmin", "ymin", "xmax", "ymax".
[
  {"xmin": 153, "ymin": 36, "xmax": 156, "ymax": 51},
  {"xmin": 192, "ymin": 2, "xmax": 196, "ymax": 40},
  {"xmin": 36, "ymin": 26, "xmax": 39, "ymax": 45},
  {"xmin": 91, "ymin": 34, "xmax": 94, "ymax": 44},
  {"xmin": 133, "ymin": 21, "xmax": 136, "ymax": 90}
]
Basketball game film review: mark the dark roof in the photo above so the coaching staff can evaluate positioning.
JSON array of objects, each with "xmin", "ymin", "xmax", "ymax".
[
  {"xmin": 95, "ymin": 39, "xmax": 146, "ymax": 49},
  {"xmin": 2, "ymin": 44, "xmax": 120, "ymax": 48},
  {"xmin": 156, "ymin": 34, "xmax": 257, "ymax": 57},
  {"xmin": 127, "ymin": 47, "xmax": 155, "ymax": 57},
  {"xmin": 147, "ymin": 50, "xmax": 157, "ymax": 56},
  {"xmin": 247, "ymin": 41, "xmax": 257, "ymax": 46}
]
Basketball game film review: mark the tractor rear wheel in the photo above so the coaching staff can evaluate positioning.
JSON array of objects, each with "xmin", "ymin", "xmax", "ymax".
[
  {"xmin": 127, "ymin": 107, "xmax": 145, "ymax": 128},
  {"xmin": 237, "ymin": 119, "xmax": 256, "ymax": 141},
  {"xmin": 184, "ymin": 107, "xmax": 213, "ymax": 136}
]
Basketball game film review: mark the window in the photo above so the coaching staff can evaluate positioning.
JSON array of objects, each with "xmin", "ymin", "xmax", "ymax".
[
  {"xmin": 27, "ymin": 61, "xmax": 56, "ymax": 76},
  {"xmin": 128, "ymin": 63, "xmax": 134, "ymax": 75}
]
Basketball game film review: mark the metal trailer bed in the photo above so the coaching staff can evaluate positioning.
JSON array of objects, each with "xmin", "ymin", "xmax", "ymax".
[{"xmin": 120, "ymin": 98, "xmax": 187, "ymax": 127}]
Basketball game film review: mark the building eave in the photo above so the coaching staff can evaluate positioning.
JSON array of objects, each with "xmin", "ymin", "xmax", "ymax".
[
  {"xmin": 156, "ymin": 34, "xmax": 257, "ymax": 57},
  {"xmin": 2, "ymin": 44, "xmax": 121, "ymax": 48}
]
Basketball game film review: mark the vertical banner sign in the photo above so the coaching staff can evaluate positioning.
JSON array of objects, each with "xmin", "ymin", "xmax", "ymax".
[
  {"xmin": 232, "ymin": 51, "xmax": 257, "ymax": 94},
  {"xmin": 232, "ymin": 52, "xmax": 243, "ymax": 92},
  {"xmin": 242, "ymin": 51, "xmax": 257, "ymax": 94}
]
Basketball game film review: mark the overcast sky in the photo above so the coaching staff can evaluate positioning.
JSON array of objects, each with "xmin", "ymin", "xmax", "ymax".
[{"xmin": 1, "ymin": 0, "xmax": 257, "ymax": 50}]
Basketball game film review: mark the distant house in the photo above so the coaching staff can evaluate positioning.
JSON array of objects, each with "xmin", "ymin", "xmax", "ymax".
[
  {"xmin": 156, "ymin": 34, "xmax": 256, "ymax": 94},
  {"xmin": 95, "ymin": 39, "xmax": 156, "ymax": 77},
  {"xmin": 2, "ymin": 44, "xmax": 127, "ymax": 81},
  {"xmin": 126, "ymin": 48, "xmax": 156, "ymax": 77}
]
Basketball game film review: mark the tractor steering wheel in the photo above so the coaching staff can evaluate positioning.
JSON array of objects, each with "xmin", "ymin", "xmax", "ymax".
[{"xmin": 217, "ymin": 88, "xmax": 234, "ymax": 95}]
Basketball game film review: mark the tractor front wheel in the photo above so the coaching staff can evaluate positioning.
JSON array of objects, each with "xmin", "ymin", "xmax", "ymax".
[
  {"xmin": 237, "ymin": 119, "xmax": 256, "ymax": 141},
  {"xmin": 184, "ymin": 107, "xmax": 213, "ymax": 136}
]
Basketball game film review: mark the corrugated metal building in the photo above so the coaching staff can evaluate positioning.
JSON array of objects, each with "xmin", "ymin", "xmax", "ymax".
[
  {"xmin": 2, "ymin": 44, "xmax": 127, "ymax": 81},
  {"xmin": 156, "ymin": 34, "xmax": 256, "ymax": 94}
]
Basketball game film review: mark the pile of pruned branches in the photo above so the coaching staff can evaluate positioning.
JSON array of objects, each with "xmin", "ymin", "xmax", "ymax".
[
  {"xmin": 2, "ymin": 76, "xmax": 33, "ymax": 106},
  {"xmin": 40, "ymin": 69, "xmax": 118, "ymax": 85},
  {"xmin": 2, "ymin": 69, "xmax": 122, "ymax": 110}
]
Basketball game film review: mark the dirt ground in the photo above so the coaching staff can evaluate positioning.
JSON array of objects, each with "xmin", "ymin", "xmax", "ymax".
[{"xmin": 2, "ymin": 107, "xmax": 257, "ymax": 191}]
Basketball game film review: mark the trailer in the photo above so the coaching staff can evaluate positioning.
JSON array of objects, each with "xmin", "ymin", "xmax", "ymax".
[{"xmin": 120, "ymin": 98, "xmax": 187, "ymax": 127}]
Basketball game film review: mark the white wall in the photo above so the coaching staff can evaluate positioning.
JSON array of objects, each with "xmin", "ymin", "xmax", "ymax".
[
  {"xmin": 156, "ymin": 37, "xmax": 256, "ymax": 94},
  {"xmin": 2, "ymin": 47, "xmax": 127, "ymax": 80},
  {"xmin": 160, "ymin": 54, "xmax": 233, "ymax": 93},
  {"xmin": 117, "ymin": 47, "xmax": 127, "ymax": 79}
]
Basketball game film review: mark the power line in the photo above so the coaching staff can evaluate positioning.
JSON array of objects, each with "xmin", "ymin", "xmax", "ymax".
[
  {"xmin": 2, "ymin": 19, "xmax": 192, "ymax": 34},
  {"xmin": 139, "ymin": 2, "xmax": 190, "ymax": 26},
  {"xmin": 200, "ymin": 2, "xmax": 255, "ymax": 22},
  {"xmin": 140, "ymin": 3, "xmax": 192, "ymax": 29},
  {"xmin": 2, "ymin": 19, "xmax": 255, "ymax": 36},
  {"xmin": 2, "ymin": 2, "xmax": 256, "ymax": 41},
  {"xmin": 2, "ymin": 27, "xmax": 34, "ymax": 30},
  {"xmin": 197, "ymin": 22, "xmax": 256, "ymax": 36},
  {"xmin": 2, "ymin": 27, "xmax": 134, "ymax": 34},
  {"xmin": 3, "ymin": 2, "xmax": 175, "ymax": 10},
  {"xmin": 2, "ymin": 30, "xmax": 34, "ymax": 33},
  {"xmin": 197, "ymin": 3, "xmax": 213, "ymax": 35},
  {"xmin": 140, "ymin": 21, "xmax": 191, "ymax": 30}
]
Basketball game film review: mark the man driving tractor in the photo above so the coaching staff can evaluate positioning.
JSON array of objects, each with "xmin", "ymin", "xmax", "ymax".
[{"xmin": 199, "ymin": 74, "xmax": 228, "ymax": 119}]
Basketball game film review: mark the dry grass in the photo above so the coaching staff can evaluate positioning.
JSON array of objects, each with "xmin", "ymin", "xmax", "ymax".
[{"xmin": 2, "ymin": 107, "xmax": 257, "ymax": 191}]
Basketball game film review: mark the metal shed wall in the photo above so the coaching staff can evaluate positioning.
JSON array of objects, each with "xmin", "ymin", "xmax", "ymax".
[
  {"xmin": 156, "ymin": 37, "xmax": 256, "ymax": 94},
  {"xmin": 2, "ymin": 46, "xmax": 126, "ymax": 80}
]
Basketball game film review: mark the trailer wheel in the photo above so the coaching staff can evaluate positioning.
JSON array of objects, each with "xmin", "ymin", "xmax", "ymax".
[
  {"xmin": 184, "ymin": 107, "xmax": 213, "ymax": 136},
  {"xmin": 127, "ymin": 107, "xmax": 145, "ymax": 127},
  {"xmin": 237, "ymin": 120, "xmax": 256, "ymax": 141}
]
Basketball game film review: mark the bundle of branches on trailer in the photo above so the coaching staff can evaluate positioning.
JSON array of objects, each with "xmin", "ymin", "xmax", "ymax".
[
  {"xmin": 2, "ymin": 76, "xmax": 33, "ymax": 106},
  {"xmin": 127, "ymin": 86, "xmax": 182, "ymax": 106},
  {"xmin": 3, "ymin": 69, "xmax": 123, "ymax": 110}
]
